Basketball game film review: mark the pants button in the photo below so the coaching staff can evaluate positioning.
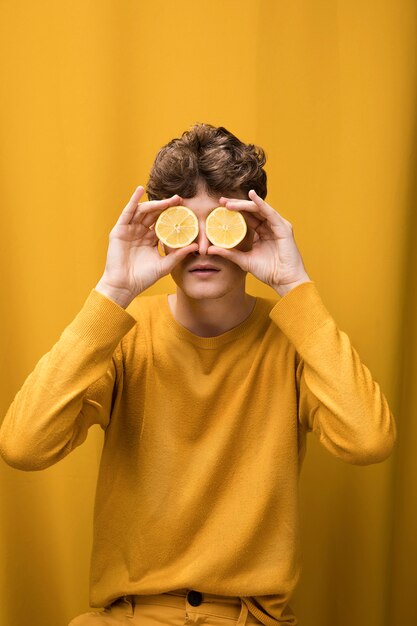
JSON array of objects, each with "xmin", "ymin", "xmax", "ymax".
[{"xmin": 187, "ymin": 590, "xmax": 203, "ymax": 606}]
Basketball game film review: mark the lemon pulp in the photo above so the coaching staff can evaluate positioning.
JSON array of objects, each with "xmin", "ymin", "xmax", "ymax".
[
  {"xmin": 205, "ymin": 207, "xmax": 247, "ymax": 248},
  {"xmin": 155, "ymin": 206, "xmax": 199, "ymax": 248}
]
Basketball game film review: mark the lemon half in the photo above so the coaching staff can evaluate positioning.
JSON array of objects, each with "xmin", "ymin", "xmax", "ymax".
[
  {"xmin": 205, "ymin": 207, "xmax": 247, "ymax": 249},
  {"xmin": 155, "ymin": 206, "xmax": 199, "ymax": 248}
]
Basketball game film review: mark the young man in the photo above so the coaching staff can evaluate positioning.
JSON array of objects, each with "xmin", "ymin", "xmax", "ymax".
[{"xmin": 0, "ymin": 124, "xmax": 396, "ymax": 626}]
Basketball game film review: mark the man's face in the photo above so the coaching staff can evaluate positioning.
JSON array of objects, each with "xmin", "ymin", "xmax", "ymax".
[{"xmin": 163, "ymin": 189, "xmax": 254, "ymax": 301}]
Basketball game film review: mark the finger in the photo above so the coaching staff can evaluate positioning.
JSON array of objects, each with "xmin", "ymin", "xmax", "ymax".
[
  {"xmin": 220, "ymin": 191, "xmax": 284, "ymax": 227},
  {"xmin": 248, "ymin": 190, "xmax": 290, "ymax": 226},
  {"xmin": 159, "ymin": 243, "xmax": 199, "ymax": 272},
  {"xmin": 206, "ymin": 245, "xmax": 249, "ymax": 271},
  {"xmin": 115, "ymin": 186, "xmax": 147, "ymax": 226},
  {"xmin": 219, "ymin": 191, "xmax": 263, "ymax": 204},
  {"xmin": 135, "ymin": 206, "xmax": 170, "ymax": 229},
  {"xmin": 240, "ymin": 210, "xmax": 262, "ymax": 230},
  {"xmin": 213, "ymin": 201, "xmax": 262, "ymax": 231},
  {"xmin": 131, "ymin": 194, "xmax": 184, "ymax": 226},
  {"xmin": 220, "ymin": 196, "xmax": 277, "ymax": 221}
]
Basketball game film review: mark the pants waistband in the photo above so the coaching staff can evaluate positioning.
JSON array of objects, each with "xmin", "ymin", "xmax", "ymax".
[{"xmin": 130, "ymin": 589, "xmax": 255, "ymax": 624}]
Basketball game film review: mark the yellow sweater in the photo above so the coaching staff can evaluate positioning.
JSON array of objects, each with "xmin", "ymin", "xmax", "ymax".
[{"xmin": 0, "ymin": 282, "xmax": 396, "ymax": 626}]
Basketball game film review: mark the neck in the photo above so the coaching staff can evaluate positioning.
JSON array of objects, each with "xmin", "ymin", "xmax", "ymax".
[{"xmin": 168, "ymin": 288, "xmax": 257, "ymax": 337}]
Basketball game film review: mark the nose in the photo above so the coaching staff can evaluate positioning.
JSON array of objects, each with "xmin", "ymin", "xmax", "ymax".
[{"xmin": 193, "ymin": 219, "xmax": 210, "ymax": 255}]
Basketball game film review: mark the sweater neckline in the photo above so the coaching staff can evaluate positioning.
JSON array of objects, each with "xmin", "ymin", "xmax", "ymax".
[{"xmin": 160, "ymin": 294, "xmax": 263, "ymax": 349}]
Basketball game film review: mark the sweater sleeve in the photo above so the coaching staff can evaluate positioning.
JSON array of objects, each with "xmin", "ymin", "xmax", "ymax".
[
  {"xmin": 0, "ymin": 289, "xmax": 137, "ymax": 471},
  {"xmin": 269, "ymin": 281, "xmax": 397, "ymax": 465}
]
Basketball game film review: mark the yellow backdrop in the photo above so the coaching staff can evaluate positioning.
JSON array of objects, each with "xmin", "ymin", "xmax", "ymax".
[{"xmin": 0, "ymin": 1, "xmax": 415, "ymax": 625}]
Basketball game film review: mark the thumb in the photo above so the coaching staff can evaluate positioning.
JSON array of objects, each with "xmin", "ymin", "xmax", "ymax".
[
  {"xmin": 207, "ymin": 245, "xmax": 249, "ymax": 271},
  {"xmin": 159, "ymin": 243, "xmax": 199, "ymax": 274}
]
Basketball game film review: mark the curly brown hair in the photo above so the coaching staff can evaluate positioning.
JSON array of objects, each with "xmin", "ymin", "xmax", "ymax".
[{"xmin": 146, "ymin": 123, "xmax": 267, "ymax": 201}]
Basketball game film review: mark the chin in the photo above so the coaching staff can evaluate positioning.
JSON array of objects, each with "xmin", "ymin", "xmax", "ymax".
[
  {"xmin": 180, "ymin": 285, "xmax": 231, "ymax": 301},
  {"xmin": 171, "ymin": 264, "xmax": 247, "ymax": 301}
]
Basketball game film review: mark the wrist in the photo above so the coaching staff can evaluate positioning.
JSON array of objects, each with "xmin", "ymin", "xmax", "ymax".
[
  {"xmin": 273, "ymin": 275, "xmax": 312, "ymax": 298},
  {"xmin": 94, "ymin": 278, "xmax": 135, "ymax": 309}
]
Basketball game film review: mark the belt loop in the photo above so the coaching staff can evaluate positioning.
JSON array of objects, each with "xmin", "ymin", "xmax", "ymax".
[
  {"xmin": 124, "ymin": 595, "xmax": 135, "ymax": 617},
  {"xmin": 237, "ymin": 598, "xmax": 249, "ymax": 626}
]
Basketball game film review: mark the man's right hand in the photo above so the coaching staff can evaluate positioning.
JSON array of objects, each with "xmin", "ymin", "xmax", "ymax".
[{"xmin": 95, "ymin": 186, "xmax": 199, "ymax": 308}]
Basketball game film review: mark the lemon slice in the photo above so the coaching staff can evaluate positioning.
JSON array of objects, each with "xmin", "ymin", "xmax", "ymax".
[
  {"xmin": 155, "ymin": 206, "xmax": 199, "ymax": 248},
  {"xmin": 205, "ymin": 207, "xmax": 247, "ymax": 248}
]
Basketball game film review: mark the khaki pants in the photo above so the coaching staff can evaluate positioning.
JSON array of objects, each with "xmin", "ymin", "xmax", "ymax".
[{"xmin": 68, "ymin": 588, "xmax": 264, "ymax": 625}]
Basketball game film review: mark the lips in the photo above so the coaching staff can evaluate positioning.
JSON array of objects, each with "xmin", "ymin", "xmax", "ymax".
[{"xmin": 189, "ymin": 264, "xmax": 220, "ymax": 272}]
